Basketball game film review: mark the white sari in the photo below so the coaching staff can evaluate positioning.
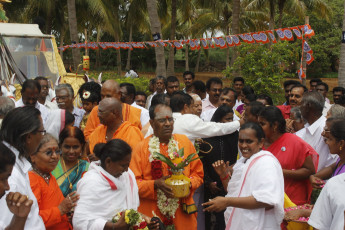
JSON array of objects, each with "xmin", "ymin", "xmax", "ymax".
[
  {"xmin": 224, "ymin": 150, "xmax": 284, "ymax": 230},
  {"xmin": 73, "ymin": 161, "xmax": 139, "ymax": 230},
  {"xmin": 45, "ymin": 109, "xmax": 65, "ymax": 139}
]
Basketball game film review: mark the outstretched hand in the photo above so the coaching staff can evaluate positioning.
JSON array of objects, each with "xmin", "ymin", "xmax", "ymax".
[
  {"xmin": 212, "ymin": 160, "xmax": 231, "ymax": 178},
  {"xmin": 202, "ymin": 196, "xmax": 228, "ymax": 212}
]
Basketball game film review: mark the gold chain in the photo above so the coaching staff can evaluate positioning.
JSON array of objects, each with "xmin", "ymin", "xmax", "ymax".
[{"xmin": 61, "ymin": 158, "xmax": 80, "ymax": 190}]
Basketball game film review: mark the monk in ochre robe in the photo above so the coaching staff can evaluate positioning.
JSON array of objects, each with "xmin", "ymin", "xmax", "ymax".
[
  {"xmin": 83, "ymin": 80, "xmax": 141, "ymax": 140},
  {"xmin": 130, "ymin": 104, "xmax": 204, "ymax": 230},
  {"xmin": 88, "ymin": 98, "xmax": 143, "ymax": 153}
]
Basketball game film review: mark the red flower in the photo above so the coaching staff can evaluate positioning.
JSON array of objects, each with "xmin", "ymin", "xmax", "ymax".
[
  {"xmin": 139, "ymin": 221, "xmax": 147, "ymax": 229},
  {"xmin": 151, "ymin": 160, "xmax": 162, "ymax": 169},
  {"xmin": 163, "ymin": 217, "xmax": 173, "ymax": 226}
]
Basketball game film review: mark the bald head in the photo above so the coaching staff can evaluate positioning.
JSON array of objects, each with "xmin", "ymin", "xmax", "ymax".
[
  {"xmin": 98, "ymin": 97, "xmax": 123, "ymax": 125},
  {"xmin": 101, "ymin": 80, "xmax": 121, "ymax": 100}
]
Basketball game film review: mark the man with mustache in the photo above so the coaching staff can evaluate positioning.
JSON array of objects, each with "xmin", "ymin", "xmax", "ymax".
[
  {"xmin": 83, "ymin": 80, "xmax": 141, "ymax": 140},
  {"xmin": 15, "ymin": 79, "xmax": 50, "ymax": 125},
  {"xmin": 130, "ymin": 103, "xmax": 204, "ymax": 230},
  {"xmin": 34, "ymin": 76, "xmax": 58, "ymax": 110},
  {"xmin": 202, "ymin": 77, "xmax": 222, "ymax": 112},
  {"xmin": 88, "ymin": 97, "xmax": 143, "ymax": 156},
  {"xmin": 277, "ymin": 84, "xmax": 307, "ymax": 119},
  {"xmin": 55, "ymin": 83, "xmax": 85, "ymax": 127}
]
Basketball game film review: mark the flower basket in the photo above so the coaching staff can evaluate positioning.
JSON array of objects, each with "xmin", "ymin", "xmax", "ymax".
[{"xmin": 165, "ymin": 170, "xmax": 190, "ymax": 198}]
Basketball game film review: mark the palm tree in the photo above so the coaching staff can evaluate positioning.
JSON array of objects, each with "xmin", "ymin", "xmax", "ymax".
[
  {"xmin": 338, "ymin": 0, "xmax": 345, "ymax": 87},
  {"xmin": 67, "ymin": 0, "xmax": 81, "ymax": 69},
  {"xmin": 166, "ymin": 0, "xmax": 177, "ymax": 76},
  {"xmin": 146, "ymin": 0, "xmax": 166, "ymax": 77}
]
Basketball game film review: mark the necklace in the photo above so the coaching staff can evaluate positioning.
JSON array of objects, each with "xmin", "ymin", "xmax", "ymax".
[
  {"xmin": 61, "ymin": 158, "xmax": 80, "ymax": 190},
  {"xmin": 33, "ymin": 167, "xmax": 51, "ymax": 184}
]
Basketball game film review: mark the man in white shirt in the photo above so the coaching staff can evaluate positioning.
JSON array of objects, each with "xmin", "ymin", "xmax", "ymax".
[
  {"xmin": 202, "ymin": 77, "xmax": 222, "ymax": 112},
  {"xmin": 120, "ymin": 83, "xmax": 150, "ymax": 127},
  {"xmin": 15, "ymin": 79, "xmax": 50, "ymax": 125},
  {"xmin": 296, "ymin": 91, "xmax": 338, "ymax": 171},
  {"xmin": 316, "ymin": 82, "xmax": 331, "ymax": 115},
  {"xmin": 34, "ymin": 76, "xmax": 58, "ymax": 110},
  {"xmin": 201, "ymin": 87, "xmax": 239, "ymax": 122},
  {"xmin": 232, "ymin": 77, "xmax": 245, "ymax": 109},
  {"xmin": 145, "ymin": 76, "xmax": 167, "ymax": 109},
  {"xmin": 55, "ymin": 83, "xmax": 85, "ymax": 127}
]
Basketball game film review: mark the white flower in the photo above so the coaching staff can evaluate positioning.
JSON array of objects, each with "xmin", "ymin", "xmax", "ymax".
[{"xmin": 82, "ymin": 91, "xmax": 91, "ymax": 99}]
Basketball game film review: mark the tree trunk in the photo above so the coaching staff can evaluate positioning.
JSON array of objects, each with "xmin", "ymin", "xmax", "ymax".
[
  {"xmin": 67, "ymin": 0, "xmax": 81, "ymax": 70},
  {"xmin": 278, "ymin": 1, "xmax": 284, "ymax": 28},
  {"xmin": 269, "ymin": 1, "xmax": 275, "ymax": 30},
  {"xmin": 115, "ymin": 33, "xmax": 121, "ymax": 76},
  {"xmin": 339, "ymin": 1, "xmax": 345, "ymax": 87},
  {"xmin": 185, "ymin": 47, "xmax": 189, "ymax": 71},
  {"xmin": 195, "ymin": 49, "xmax": 201, "ymax": 72},
  {"xmin": 230, "ymin": 0, "xmax": 240, "ymax": 69},
  {"xmin": 167, "ymin": 0, "xmax": 177, "ymax": 76},
  {"xmin": 146, "ymin": 0, "xmax": 166, "ymax": 77},
  {"xmin": 96, "ymin": 26, "xmax": 102, "ymax": 68},
  {"xmin": 125, "ymin": 24, "xmax": 133, "ymax": 71}
]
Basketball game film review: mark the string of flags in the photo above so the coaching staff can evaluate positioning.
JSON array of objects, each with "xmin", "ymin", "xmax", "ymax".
[{"xmin": 58, "ymin": 24, "xmax": 315, "ymax": 53}]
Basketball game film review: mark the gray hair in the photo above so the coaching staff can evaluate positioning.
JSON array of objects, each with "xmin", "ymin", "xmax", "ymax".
[
  {"xmin": 302, "ymin": 91, "xmax": 325, "ymax": 114},
  {"xmin": 329, "ymin": 104, "xmax": 345, "ymax": 119},
  {"xmin": 35, "ymin": 133, "xmax": 58, "ymax": 155},
  {"xmin": 290, "ymin": 106, "xmax": 302, "ymax": 121},
  {"xmin": 55, "ymin": 83, "xmax": 74, "ymax": 98},
  {"xmin": 0, "ymin": 96, "xmax": 15, "ymax": 117},
  {"xmin": 155, "ymin": 76, "xmax": 167, "ymax": 86}
]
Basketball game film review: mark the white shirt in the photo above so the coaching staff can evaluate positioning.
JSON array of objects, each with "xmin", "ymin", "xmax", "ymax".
[
  {"xmin": 322, "ymin": 100, "xmax": 331, "ymax": 117},
  {"xmin": 73, "ymin": 162, "xmax": 139, "ymax": 230},
  {"xmin": 224, "ymin": 151, "xmax": 284, "ymax": 230},
  {"xmin": 200, "ymin": 107, "xmax": 240, "ymax": 122},
  {"xmin": 0, "ymin": 142, "xmax": 45, "ymax": 230},
  {"xmin": 44, "ymin": 98, "xmax": 58, "ymax": 110},
  {"xmin": 202, "ymin": 97, "xmax": 217, "ymax": 112},
  {"xmin": 145, "ymin": 90, "xmax": 167, "ymax": 110},
  {"xmin": 131, "ymin": 102, "xmax": 150, "ymax": 127},
  {"xmin": 72, "ymin": 107, "xmax": 86, "ymax": 128},
  {"xmin": 296, "ymin": 116, "xmax": 338, "ymax": 171},
  {"xmin": 308, "ymin": 173, "xmax": 345, "ymax": 230},
  {"xmin": 124, "ymin": 70, "xmax": 138, "ymax": 78},
  {"xmin": 172, "ymin": 112, "xmax": 240, "ymax": 144},
  {"xmin": 15, "ymin": 98, "xmax": 50, "ymax": 126}
]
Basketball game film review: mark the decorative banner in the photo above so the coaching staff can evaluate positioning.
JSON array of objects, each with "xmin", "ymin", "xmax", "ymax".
[
  {"xmin": 298, "ymin": 65, "xmax": 306, "ymax": 80},
  {"xmin": 306, "ymin": 52, "xmax": 315, "ymax": 65},
  {"xmin": 58, "ymin": 24, "xmax": 314, "ymax": 52}
]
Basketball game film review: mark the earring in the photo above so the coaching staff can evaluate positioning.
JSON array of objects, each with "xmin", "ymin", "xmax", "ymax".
[{"xmin": 340, "ymin": 146, "xmax": 343, "ymax": 151}]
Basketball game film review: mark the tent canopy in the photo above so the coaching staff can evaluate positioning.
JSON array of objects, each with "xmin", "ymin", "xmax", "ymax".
[{"xmin": 0, "ymin": 23, "xmax": 51, "ymax": 38}]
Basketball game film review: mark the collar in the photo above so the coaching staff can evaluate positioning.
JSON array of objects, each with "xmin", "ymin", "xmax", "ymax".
[
  {"xmin": 3, "ymin": 141, "xmax": 32, "ymax": 174},
  {"xmin": 306, "ymin": 116, "xmax": 326, "ymax": 136}
]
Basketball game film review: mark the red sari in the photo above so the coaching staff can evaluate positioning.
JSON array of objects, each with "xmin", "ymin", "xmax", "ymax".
[{"xmin": 263, "ymin": 133, "xmax": 319, "ymax": 205}]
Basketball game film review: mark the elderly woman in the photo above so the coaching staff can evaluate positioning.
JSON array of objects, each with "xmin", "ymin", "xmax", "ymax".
[
  {"xmin": 29, "ymin": 134, "xmax": 78, "ymax": 229},
  {"xmin": 203, "ymin": 122, "xmax": 284, "ymax": 229},
  {"xmin": 326, "ymin": 104, "xmax": 345, "ymax": 118},
  {"xmin": 0, "ymin": 107, "xmax": 46, "ymax": 229},
  {"xmin": 310, "ymin": 118, "xmax": 345, "ymax": 188},
  {"xmin": 73, "ymin": 139, "xmax": 142, "ymax": 230},
  {"xmin": 0, "ymin": 142, "xmax": 34, "ymax": 230},
  {"xmin": 258, "ymin": 106, "xmax": 318, "ymax": 205},
  {"xmin": 52, "ymin": 126, "xmax": 89, "ymax": 197}
]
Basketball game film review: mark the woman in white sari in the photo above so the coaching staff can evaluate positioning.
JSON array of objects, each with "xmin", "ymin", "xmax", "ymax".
[
  {"xmin": 203, "ymin": 122, "xmax": 284, "ymax": 230},
  {"xmin": 73, "ymin": 139, "xmax": 140, "ymax": 230}
]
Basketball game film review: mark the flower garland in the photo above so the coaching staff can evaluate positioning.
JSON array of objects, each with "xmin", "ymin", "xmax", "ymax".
[
  {"xmin": 148, "ymin": 135, "xmax": 179, "ymax": 227},
  {"xmin": 112, "ymin": 209, "xmax": 148, "ymax": 230}
]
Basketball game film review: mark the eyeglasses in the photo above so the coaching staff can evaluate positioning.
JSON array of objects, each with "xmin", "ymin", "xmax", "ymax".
[
  {"xmin": 45, "ymin": 149, "xmax": 62, "ymax": 156},
  {"xmin": 37, "ymin": 130, "xmax": 47, "ymax": 136}
]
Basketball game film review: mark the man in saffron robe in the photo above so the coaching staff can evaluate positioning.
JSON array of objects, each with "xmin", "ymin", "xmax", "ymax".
[
  {"xmin": 88, "ymin": 98, "xmax": 143, "ymax": 154},
  {"xmin": 84, "ymin": 80, "xmax": 141, "ymax": 140},
  {"xmin": 130, "ymin": 104, "xmax": 204, "ymax": 230}
]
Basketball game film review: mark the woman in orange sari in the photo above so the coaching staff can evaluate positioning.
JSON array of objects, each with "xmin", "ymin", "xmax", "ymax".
[{"xmin": 29, "ymin": 134, "xmax": 79, "ymax": 230}]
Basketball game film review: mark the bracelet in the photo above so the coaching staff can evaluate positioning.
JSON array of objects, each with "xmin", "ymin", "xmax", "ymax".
[{"xmin": 220, "ymin": 173, "xmax": 230, "ymax": 181}]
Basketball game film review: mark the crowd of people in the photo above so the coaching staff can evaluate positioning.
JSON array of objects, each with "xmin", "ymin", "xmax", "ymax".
[{"xmin": 0, "ymin": 72, "xmax": 345, "ymax": 230}]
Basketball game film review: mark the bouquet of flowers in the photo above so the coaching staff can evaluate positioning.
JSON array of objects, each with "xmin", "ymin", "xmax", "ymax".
[{"xmin": 112, "ymin": 209, "xmax": 148, "ymax": 230}]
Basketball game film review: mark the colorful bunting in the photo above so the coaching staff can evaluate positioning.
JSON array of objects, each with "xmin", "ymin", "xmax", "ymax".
[
  {"xmin": 283, "ymin": 29, "xmax": 294, "ymax": 41},
  {"xmin": 306, "ymin": 52, "xmax": 315, "ymax": 65},
  {"xmin": 267, "ymin": 31, "xmax": 277, "ymax": 43}
]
